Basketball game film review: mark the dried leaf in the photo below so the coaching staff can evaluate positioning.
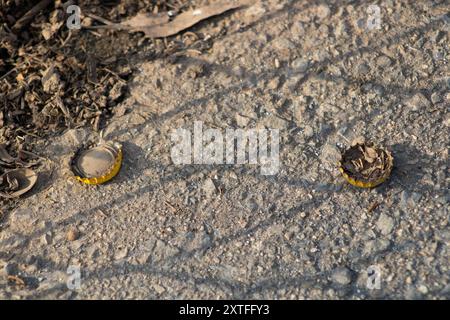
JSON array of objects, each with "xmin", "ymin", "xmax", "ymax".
[
  {"xmin": 120, "ymin": 1, "xmax": 248, "ymax": 38},
  {"xmin": 122, "ymin": 12, "xmax": 170, "ymax": 29},
  {"xmin": 6, "ymin": 174, "xmax": 19, "ymax": 190},
  {"xmin": 351, "ymin": 136, "xmax": 365, "ymax": 146},
  {"xmin": 41, "ymin": 65, "xmax": 63, "ymax": 93},
  {"xmin": 361, "ymin": 166, "xmax": 376, "ymax": 177},
  {"xmin": 0, "ymin": 144, "xmax": 15, "ymax": 163},
  {"xmin": 363, "ymin": 146, "xmax": 378, "ymax": 163}
]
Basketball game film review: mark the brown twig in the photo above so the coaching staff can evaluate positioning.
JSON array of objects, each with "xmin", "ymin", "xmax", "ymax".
[
  {"xmin": 12, "ymin": 0, "xmax": 53, "ymax": 32},
  {"xmin": 84, "ymin": 12, "xmax": 114, "ymax": 25},
  {"xmin": 0, "ymin": 68, "xmax": 17, "ymax": 81}
]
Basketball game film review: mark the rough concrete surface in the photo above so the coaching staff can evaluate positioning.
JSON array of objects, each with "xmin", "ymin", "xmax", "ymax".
[{"xmin": 0, "ymin": 0, "xmax": 449, "ymax": 299}]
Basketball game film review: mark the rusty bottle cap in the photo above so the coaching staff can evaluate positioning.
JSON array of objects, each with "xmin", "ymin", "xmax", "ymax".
[
  {"xmin": 338, "ymin": 142, "xmax": 393, "ymax": 188},
  {"xmin": 0, "ymin": 168, "xmax": 38, "ymax": 198}
]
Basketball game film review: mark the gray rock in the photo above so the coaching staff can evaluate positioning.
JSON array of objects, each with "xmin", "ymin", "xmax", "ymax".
[
  {"xmin": 315, "ymin": 4, "xmax": 331, "ymax": 19},
  {"xmin": 272, "ymin": 38, "xmax": 295, "ymax": 56},
  {"xmin": 267, "ymin": 77, "xmax": 280, "ymax": 90},
  {"xmin": 321, "ymin": 144, "xmax": 341, "ymax": 164},
  {"xmin": 399, "ymin": 190, "xmax": 410, "ymax": 209},
  {"xmin": 405, "ymin": 93, "xmax": 431, "ymax": 111},
  {"xmin": 292, "ymin": 58, "xmax": 309, "ymax": 73},
  {"xmin": 236, "ymin": 113, "xmax": 250, "ymax": 127},
  {"xmin": 86, "ymin": 245, "xmax": 99, "ymax": 259},
  {"xmin": 405, "ymin": 285, "xmax": 422, "ymax": 300},
  {"xmin": 3, "ymin": 262, "xmax": 19, "ymax": 276},
  {"xmin": 303, "ymin": 125, "xmax": 314, "ymax": 139},
  {"xmin": 232, "ymin": 66, "xmax": 245, "ymax": 78},
  {"xmin": 245, "ymin": 198, "xmax": 258, "ymax": 211},
  {"xmin": 400, "ymin": 191, "xmax": 421, "ymax": 209},
  {"xmin": 436, "ymin": 195, "xmax": 449, "ymax": 205},
  {"xmin": 261, "ymin": 114, "xmax": 288, "ymax": 129},
  {"xmin": 363, "ymin": 239, "xmax": 391, "ymax": 256},
  {"xmin": 331, "ymin": 267, "xmax": 353, "ymax": 285},
  {"xmin": 10, "ymin": 208, "xmax": 35, "ymax": 228},
  {"xmin": 410, "ymin": 192, "xmax": 422, "ymax": 204},
  {"xmin": 41, "ymin": 233, "xmax": 52, "ymax": 245},
  {"xmin": 189, "ymin": 230, "xmax": 212, "ymax": 254},
  {"xmin": 376, "ymin": 55, "xmax": 392, "ymax": 68},
  {"xmin": 440, "ymin": 283, "xmax": 450, "ymax": 295},
  {"xmin": 153, "ymin": 239, "xmax": 180, "ymax": 262},
  {"xmin": 153, "ymin": 283, "xmax": 166, "ymax": 295},
  {"xmin": 434, "ymin": 229, "xmax": 450, "ymax": 241},
  {"xmin": 431, "ymin": 92, "xmax": 442, "ymax": 104},
  {"xmin": 114, "ymin": 248, "xmax": 128, "ymax": 261},
  {"xmin": 202, "ymin": 178, "xmax": 217, "ymax": 197},
  {"xmin": 376, "ymin": 213, "xmax": 395, "ymax": 235},
  {"xmin": 356, "ymin": 63, "xmax": 370, "ymax": 75},
  {"xmin": 417, "ymin": 284, "xmax": 428, "ymax": 295}
]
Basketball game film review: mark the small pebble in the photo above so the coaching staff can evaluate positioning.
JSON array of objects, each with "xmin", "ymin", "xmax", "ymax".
[
  {"xmin": 376, "ymin": 213, "xmax": 395, "ymax": 235},
  {"xmin": 3, "ymin": 262, "xmax": 19, "ymax": 276},
  {"xmin": 331, "ymin": 267, "xmax": 353, "ymax": 285},
  {"xmin": 431, "ymin": 92, "xmax": 442, "ymax": 104},
  {"xmin": 274, "ymin": 58, "xmax": 280, "ymax": 69},
  {"xmin": 291, "ymin": 58, "xmax": 309, "ymax": 72},
  {"xmin": 41, "ymin": 233, "xmax": 52, "ymax": 245},
  {"xmin": 67, "ymin": 228, "xmax": 80, "ymax": 241},
  {"xmin": 405, "ymin": 93, "xmax": 431, "ymax": 111}
]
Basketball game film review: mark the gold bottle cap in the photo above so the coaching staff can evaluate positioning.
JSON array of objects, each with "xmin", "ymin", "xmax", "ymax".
[{"xmin": 70, "ymin": 141, "xmax": 122, "ymax": 185}]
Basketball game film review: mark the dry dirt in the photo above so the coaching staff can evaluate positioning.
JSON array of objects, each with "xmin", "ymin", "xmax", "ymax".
[{"xmin": 0, "ymin": 0, "xmax": 449, "ymax": 299}]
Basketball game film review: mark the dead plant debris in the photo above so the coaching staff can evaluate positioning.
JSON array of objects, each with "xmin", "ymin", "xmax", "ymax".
[
  {"xmin": 1, "ymin": 0, "xmax": 212, "ymax": 203},
  {"xmin": 1, "ymin": 0, "xmax": 238, "ymax": 158},
  {"xmin": 7, "ymin": 274, "xmax": 26, "ymax": 288}
]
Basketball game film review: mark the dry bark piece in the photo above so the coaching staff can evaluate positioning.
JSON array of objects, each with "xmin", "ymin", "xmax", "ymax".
[
  {"xmin": 86, "ymin": 54, "xmax": 98, "ymax": 84},
  {"xmin": 0, "ymin": 168, "xmax": 38, "ymax": 198},
  {"xmin": 41, "ymin": 65, "xmax": 64, "ymax": 93},
  {"xmin": 70, "ymin": 141, "xmax": 122, "ymax": 185},
  {"xmin": 339, "ymin": 142, "xmax": 393, "ymax": 188},
  {"xmin": 41, "ymin": 20, "xmax": 64, "ymax": 40}
]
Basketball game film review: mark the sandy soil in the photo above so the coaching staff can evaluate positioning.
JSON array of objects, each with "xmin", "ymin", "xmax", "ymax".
[{"xmin": 0, "ymin": 0, "xmax": 449, "ymax": 299}]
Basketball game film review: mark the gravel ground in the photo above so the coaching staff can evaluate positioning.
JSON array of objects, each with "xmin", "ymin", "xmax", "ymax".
[{"xmin": 0, "ymin": 0, "xmax": 449, "ymax": 299}]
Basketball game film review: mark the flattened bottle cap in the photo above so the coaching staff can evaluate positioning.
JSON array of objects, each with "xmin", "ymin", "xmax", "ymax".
[
  {"xmin": 0, "ymin": 168, "xmax": 38, "ymax": 198},
  {"xmin": 70, "ymin": 141, "xmax": 122, "ymax": 185},
  {"xmin": 338, "ymin": 142, "xmax": 393, "ymax": 188}
]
